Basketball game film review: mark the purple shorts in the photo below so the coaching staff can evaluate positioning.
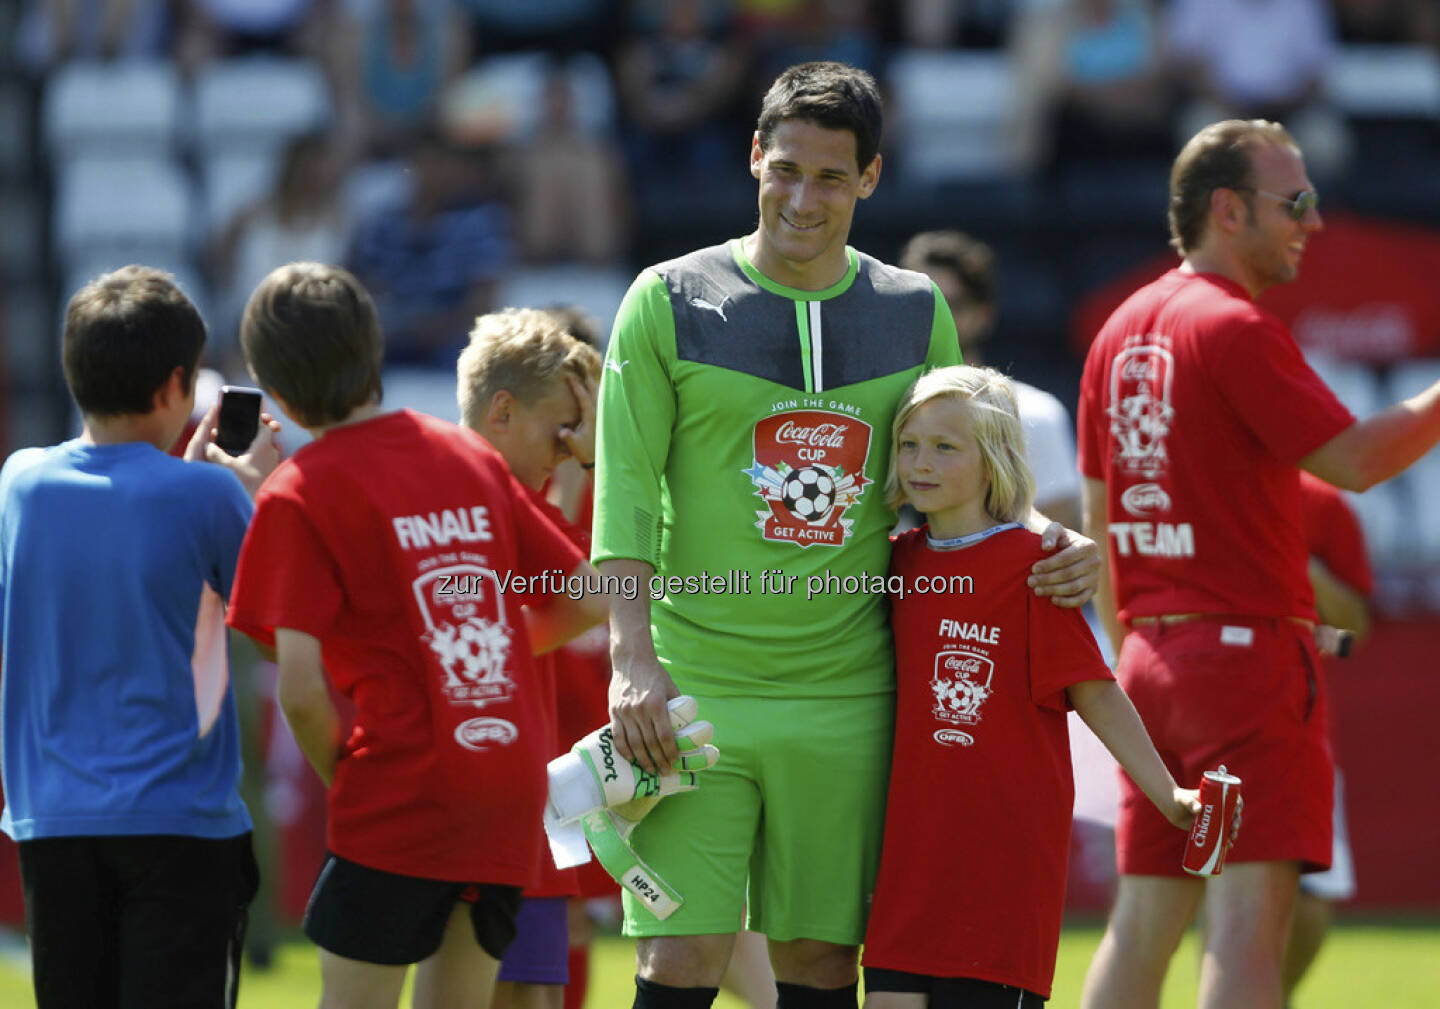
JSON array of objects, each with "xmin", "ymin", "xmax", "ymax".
[{"xmin": 497, "ymin": 897, "xmax": 569, "ymax": 984}]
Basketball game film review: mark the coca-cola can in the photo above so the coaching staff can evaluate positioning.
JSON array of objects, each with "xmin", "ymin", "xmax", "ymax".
[{"xmin": 1183, "ymin": 766, "xmax": 1242, "ymax": 876}]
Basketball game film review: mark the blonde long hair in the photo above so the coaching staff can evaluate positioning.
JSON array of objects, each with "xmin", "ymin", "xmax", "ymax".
[{"xmin": 885, "ymin": 365, "xmax": 1036, "ymax": 524}]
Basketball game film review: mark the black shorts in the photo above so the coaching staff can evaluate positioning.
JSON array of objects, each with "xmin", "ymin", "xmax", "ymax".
[
  {"xmin": 19, "ymin": 832, "xmax": 258, "ymax": 1009},
  {"xmin": 863, "ymin": 967, "xmax": 1046, "ymax": 1008},
  {"xmin": 304, "ymin": 852, "xmax": 523, "ymax": 965}
]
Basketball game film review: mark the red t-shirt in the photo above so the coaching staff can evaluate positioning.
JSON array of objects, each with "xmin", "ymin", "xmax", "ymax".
[
  {"xmin": 1077, "ymin": 269, "xmax": 1355, "ymax": 624},
  {"xmin": 538, "ymin": 483, "xmax": 619, "ymax": 898},
  {"xmin": 524, "ymin": 488, "xmax": 591, "ymax": 899},
  {"xmin": 1298, "ymin": 472, "xmax": 1373, "ymax": 597},
  {"xmin": 863, "ymin": 526, "xmax": 1112, "ymax": 998},
  {"xmin": 227, "ymin": 410, "xmax": 585, "ymax": 885}
]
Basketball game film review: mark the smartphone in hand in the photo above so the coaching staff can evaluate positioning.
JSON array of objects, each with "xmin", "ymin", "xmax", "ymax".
[{"xmin": 215, "ymin": 386, "xmax": 264, "ymax": 456}]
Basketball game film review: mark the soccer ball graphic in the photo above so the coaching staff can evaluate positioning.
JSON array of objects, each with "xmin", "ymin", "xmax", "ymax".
[{"xmin": 780, "ymin": 466, "xmax": 836, "ymax": 522}]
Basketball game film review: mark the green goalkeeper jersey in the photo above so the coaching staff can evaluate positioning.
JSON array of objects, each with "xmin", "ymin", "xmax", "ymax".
[{"xmin": 593, "ymin": 239, "xmax": 961, "ymax": 699}]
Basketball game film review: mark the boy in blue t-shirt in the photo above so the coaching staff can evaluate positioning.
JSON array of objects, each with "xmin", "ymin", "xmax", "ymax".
[{"xmin": 0, "ymin": 265, "xmax": 280, "ymax": 1008}]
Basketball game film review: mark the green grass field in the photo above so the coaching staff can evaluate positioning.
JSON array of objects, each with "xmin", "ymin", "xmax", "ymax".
[{"xmin": 1, "ymin": 917, "xmax": 1437, "ymax": 1008}]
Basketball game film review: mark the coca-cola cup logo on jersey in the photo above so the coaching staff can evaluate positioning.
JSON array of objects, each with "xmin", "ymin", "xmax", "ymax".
[
  {"xmin": 1106, "ymin": 342, "xmax": 1176, "ymax": 480},
  {"xmin": 930, "ymin": 649, "xmax": 995, "ymax": 726},
  {"xmin": 410, "ymin": 565, "xmax": 516, "ymax": 709},
  {"xmin": 746, "ymin": 409, "xmax": 873, "ymax": 548}
]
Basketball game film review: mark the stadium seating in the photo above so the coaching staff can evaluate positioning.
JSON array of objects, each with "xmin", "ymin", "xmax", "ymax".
[
  {"xmin": 438, "ymin": 51, "xmax": 616, "ymax": 144},
  {"xmin": 200, "ymin": 151, "xmax": 281, "ymax": 240},
  {"xmin": 42, "ymin": 60, "xmax": 182, "ymax": 161},
  {"xmin": 1326, "ymin": 45, "xmax": 1440, "ymax": 119},
  {"xmin": 381, "ymin": 366, "xmax": 463, "ymax": 423},
  {"xmin": 53, "ymin": 156, "xmax": 195, "ymax": 270},
  {"xmin": 192, "ymin": 57, "xmax": 331, "ymax": 161},
  {"xmin": 494, "ymin": 264, "xmax": 630, "ymax": 343},
  {"xmin": 886, "ymin": 49, "xmax": 1015, "ymax": 183}
]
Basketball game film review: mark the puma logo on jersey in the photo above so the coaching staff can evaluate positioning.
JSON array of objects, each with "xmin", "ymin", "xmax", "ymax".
[
  {"xmin": 689, "ymin": 295, "xmax": 730, "ymax": 322},
  {"xmin": 605, "ymin": 358, "xmax": 630, "ymax": 376}
]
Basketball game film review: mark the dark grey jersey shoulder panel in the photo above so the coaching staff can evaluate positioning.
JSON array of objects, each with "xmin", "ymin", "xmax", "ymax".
[{"xmin": 657, "ymin": 244, "xmax": 938, "ymax": 391}]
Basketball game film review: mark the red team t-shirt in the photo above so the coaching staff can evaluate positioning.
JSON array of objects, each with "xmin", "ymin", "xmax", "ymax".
[
  {"xmin": 1298, "ymin": 472, "xmax": 1373, "ymax": 597},
  {"xmin": 1076, "ymin": 270, "xmax": 1355, "ymax": 622},
  {"xmin": 227, "ymin": 410, "xmax": 585, "ymax": 885},
  {"xmin": 863, "ymin": 526, "xmax": 1112, "ymax": 998}
]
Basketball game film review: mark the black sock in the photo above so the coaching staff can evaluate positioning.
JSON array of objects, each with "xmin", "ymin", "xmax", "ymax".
[
  {"xmin": 776, "ymin": 980, "xmax": 859, "ymax": 1009},
  {"xmin": 632, "ymin": 975, "xmax": 720, "ymax": 1009}
]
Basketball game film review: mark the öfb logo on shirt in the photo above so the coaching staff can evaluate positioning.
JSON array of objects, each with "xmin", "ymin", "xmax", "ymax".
[
  {"xmin": 454, "ymin": 717, "xmax": 518, "ymax": 751},
  {"xmin": 933, "ymin": 729, "xmax": 975, "ymax": 747}
]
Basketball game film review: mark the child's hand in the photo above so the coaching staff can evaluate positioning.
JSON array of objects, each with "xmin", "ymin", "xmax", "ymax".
[
  {"xmin": 559, "ymin": 372, "xmax": 598, "ymax": 469},
  {"xmin": 1168, "ymin": 787, "xmax": 1202, "ymax": 831},
  {"xmin": 185, "ymin": 402, "xmax": 283, "ymax": 498}
]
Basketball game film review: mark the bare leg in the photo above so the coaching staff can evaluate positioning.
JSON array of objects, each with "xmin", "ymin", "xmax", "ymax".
[
  {"xmin": 316, "ymin": 950, "xmax": 408, "ymax": 1009},
  {"xmin": 1081, "ymin": 875, "xmax": 1204, "ymax": 1009},
  {"xmin": 767, "ymin": 938, "xmax": 858, "ymax": 990},
  {"xmin": 721, "ymin": 929, "xmax": 777, "ymax": 1009},
  {"xmin": 638, "ymin": 933, "xmax": 738, "ymax": 988},
  {"xmin": 1281, "ymin": 892, "xmax": 1333, "ymax": 1001},
  {"xmin": 412, "ymin": 903, "xmax": 503, "ymax": 1009},
  {"xmin": 1198, "ymin": 862, "xmax": 1299, "ymax": 1009},
  {"xmin": 494, "ymin": 981, "xmax": 565, "ymax": 1009},
  {"xmin": 863, "ymin": 995, "xmax": 925, "ymax": 1009}
]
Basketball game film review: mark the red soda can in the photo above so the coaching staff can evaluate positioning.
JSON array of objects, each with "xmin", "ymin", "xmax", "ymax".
[{"xmin": 1183, "ymin": 766, "xmax": 1242, "ymax": 876}]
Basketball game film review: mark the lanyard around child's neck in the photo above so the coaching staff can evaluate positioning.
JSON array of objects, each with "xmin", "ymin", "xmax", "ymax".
[{"xmin": 926, "ymin": 521, "xmax": 1023, "ymax": 552}]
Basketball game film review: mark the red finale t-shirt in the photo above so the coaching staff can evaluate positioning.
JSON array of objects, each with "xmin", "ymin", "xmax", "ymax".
[
  {"xmin": 1298, "ymin": 472, "xmax": 1373, "ymax": 597},
  {"xmin": 863, "ymin": 527, "xmax": 1112, "ymax": 998},
  {"xmin": 524, "ymin": 487, "xmax": 590, "ymax": 899},
  {"xmin": 227, "ymin": 410, "xmax": 585, "ymax": 885},
  {"xmin": 1076, "ymin": 269, "xmax": 1355, "ymax": 624}
]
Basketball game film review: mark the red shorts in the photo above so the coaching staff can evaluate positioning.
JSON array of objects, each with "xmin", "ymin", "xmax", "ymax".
[{"xmin": 1114, "ymin": 617, "xmax": 1332, "ymax": 876}]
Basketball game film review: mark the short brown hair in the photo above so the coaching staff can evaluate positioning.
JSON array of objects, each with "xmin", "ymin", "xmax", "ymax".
[
  {"xmin": 63, "ymin": 265, "xmax": 206, "ymax": 416},
  {"xmin": 757, "ymin": 61, "xmax": 883, "ymax": 172},
  {"xmin": 457, "ymin": 308, "xmax": 602, "ymax": 429},
  {"xmin": 898, "ymin": 230, "xmax": 996, "ymax": 309},
  {"xmin": 1168, "ymin": 119, "xmax": 1297, "ymax": 255},
  {"xmin": 240, "ymin": 263, "xmax": 384, "ymax": 427}
]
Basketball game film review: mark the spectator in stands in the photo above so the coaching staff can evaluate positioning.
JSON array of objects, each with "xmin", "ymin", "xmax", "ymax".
[
  {"xmin": 454, "ymin": 0, "xmax": 619, "ymax": 56},
  {"xmin": 14, "ymin": 0, "xmax": 171, "ymax": 75},
  {"xmin": 346, "ymin": 125, "xmax": 514, "ymax": 365},
  {"xmin": 1163, "ymin": 0, "xmax": 1348, "ymax": 177},
  {"xmin": 174, "ymin": 0, "xmax": 341, "ymax": 72},
  {"xmin": 511, "ymin": 64, "xmax": 630, "ymax": 265},
  {"xmin": 747, "ymin": 0, "xmax": 882, "ymax": 85},
  {"xmin": 614, "ymin": 0, "xmax": 747, "ymax": 194},
  {"xmin": 336, "ymin": 0, "xmax": 471, "ymax": 157},
  {"xmin": 1008, "ymin": 0, "xmax": 1172, "ymax": 176},
  {"xmin": 210, "ymin": 130, "xmax": 353, "ymax": 370},
  {"xmin": 900, "ymin": 229, "xmax": 1081, "ymax": 528},
  {"xmin": 1332, "ymin": 0, "xmax": 1438, "ymax": 45},
  {"xmin": 896, "ymin": 0, "xmax": 1014, "ymax": 49}
]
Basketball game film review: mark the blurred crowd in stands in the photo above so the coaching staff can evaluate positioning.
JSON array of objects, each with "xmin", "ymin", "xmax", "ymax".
[{"xmin": 3, "ymin": 0, "xmax": 1440, "ymax": 605}]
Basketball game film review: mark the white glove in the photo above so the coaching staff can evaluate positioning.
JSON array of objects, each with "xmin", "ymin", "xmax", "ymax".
[
  {"xmin": 544, "ymin": 695, "xmax": 719, "ymax": 920},
  {"xmin": 545, "ymin": 695, "xmax": 718, "ymax": 826}
]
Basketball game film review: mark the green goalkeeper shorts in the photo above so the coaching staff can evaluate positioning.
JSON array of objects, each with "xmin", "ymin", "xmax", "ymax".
[{"xmin": 620, "ymin": 692, "xmax": 894, "ymax": 944}]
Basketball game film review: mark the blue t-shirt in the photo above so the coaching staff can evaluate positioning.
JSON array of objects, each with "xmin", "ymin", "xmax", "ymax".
[{"xmin": 0, "ymin": 439, "xmax": 254, "ymax": 840}]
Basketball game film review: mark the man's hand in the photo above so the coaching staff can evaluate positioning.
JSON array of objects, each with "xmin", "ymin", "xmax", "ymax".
[
  {"xmin": 184, "ymin": 401, "xmax": 283, "ymax": 498},
  {"xmin": 1029, "ymin": 522, "xmax": 1101, "ymax": 607},
  {"xmin": 547, "ymin": 696, "xmax": 719, "ymax": 825},
  {"xmin": 609, "ymin": 651, "xmax": 682, "ymax": 774}
]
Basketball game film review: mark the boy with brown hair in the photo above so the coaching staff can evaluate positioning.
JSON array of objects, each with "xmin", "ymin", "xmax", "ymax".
[
  {"xmin": 1, "ymin": 265, "xmax": 280, "ymax": 1009},
  {"xmin": 226, "ymin": 264, "xmax": 608, "ymax": 1009}
]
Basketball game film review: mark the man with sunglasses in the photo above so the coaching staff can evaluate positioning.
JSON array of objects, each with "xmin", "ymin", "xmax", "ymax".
[{"xmin": 1076, "ymin": 119, "xmax": 1440, "ymax": 1009}]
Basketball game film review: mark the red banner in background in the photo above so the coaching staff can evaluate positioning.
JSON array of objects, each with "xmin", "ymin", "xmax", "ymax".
[{"xmin": 1071, "ymin": 214, "xmax": 1440, "ymax": 363}]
